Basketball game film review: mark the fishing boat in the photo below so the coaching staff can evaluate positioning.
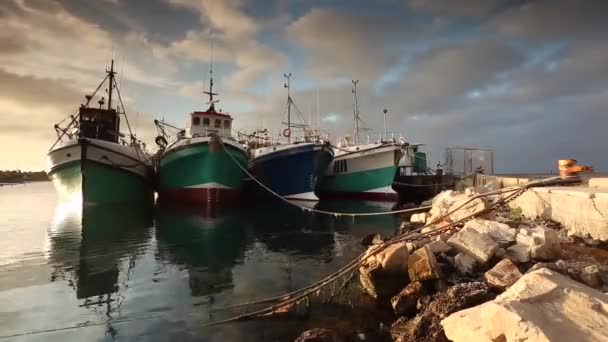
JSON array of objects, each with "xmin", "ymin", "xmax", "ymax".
[
  {"xmin": 316, "ymin": 80, "xmax": 406, "ymax": 201},
  {"xmin": 155, "ymin": 68, "xmax": 248, "ymax": 207},
  {"xmin": 248, "ymin": 73, "xmax": 334, "ymax": 201},
  {"xmin": 45, "ymin": 60, "xmax": 154, "ymax": 206}
]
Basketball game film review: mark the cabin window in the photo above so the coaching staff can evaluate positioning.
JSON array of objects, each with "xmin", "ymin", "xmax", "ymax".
[
  {"xmin": 224, "ymin": 120, "xmax": 230, "ymax": 129},
  {"xmin": 192, "ymin": 117, "xmax": 200, "ymax": 125},
  {"xmin": 214, "ymin": 119, "xmax": 221, "ymax": 128},
  {"xmin": 333, "ymin": 160, "xmax": 348, "ymax": 173},
  {"xmin": 203, "ymin": 118, "xmax": 210, "ymax": 126}
]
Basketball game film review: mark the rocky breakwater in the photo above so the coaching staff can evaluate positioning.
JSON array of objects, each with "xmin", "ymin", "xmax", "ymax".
[{"xmin": 296, "ymin": 185, "xmax": 608, "ymax": 342}]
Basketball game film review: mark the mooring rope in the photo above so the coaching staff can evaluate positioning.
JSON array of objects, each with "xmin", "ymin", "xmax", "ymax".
[
  {"xmin": 220, "ymin": 139, "xmax": 432, "ymax": 217},
  {"xmin": 203, "ymin": 175, "xmax": 573, "ymax": 326}
]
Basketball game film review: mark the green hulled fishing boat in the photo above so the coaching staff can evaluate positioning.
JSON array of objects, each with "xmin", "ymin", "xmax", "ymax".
[
  {"xmin": 155, "ymin": 68, "xmax": 248, "ymax": 207},
  {"xmin": 45, "ymin": 60, "xmax": 154, "ymax": 206}
]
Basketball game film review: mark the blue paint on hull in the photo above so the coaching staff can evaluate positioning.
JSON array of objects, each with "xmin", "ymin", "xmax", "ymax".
[{"xmin": 248, "ymin": 143, "xmax": 334, "ymax": 199}]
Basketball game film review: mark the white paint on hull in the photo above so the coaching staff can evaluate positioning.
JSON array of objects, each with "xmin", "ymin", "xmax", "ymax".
[
  {"xmin": 185, "ymin": 182, "xmax": 231, "ymax": 189},
  {"xmin": 284, "ymin": 191, "xmax": 319, "ymax": 201},
  {"xmin": 165, "ymin": 135, "xmax": 247, "ymax": 155},
  {"xmin": 326, "ymin": 143, "xmax": 402, "ymax": 176},
  {"xmin": 364, "ymin": 185, "xmax": 397, "ymax": 194},
  {"xmin": 46, "ymin": 138, "xmax": 150, "ymax": 178}
]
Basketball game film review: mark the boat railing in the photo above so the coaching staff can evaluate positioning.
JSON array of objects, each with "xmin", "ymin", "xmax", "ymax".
[{"xmin": 365, "ymin": 132, "xmax": 407, "ymax": 144}]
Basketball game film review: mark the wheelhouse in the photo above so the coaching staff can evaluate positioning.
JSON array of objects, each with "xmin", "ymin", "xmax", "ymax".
[{"xmin": 187, "ymin": 106, "xmax": 233, "ymax": 139}]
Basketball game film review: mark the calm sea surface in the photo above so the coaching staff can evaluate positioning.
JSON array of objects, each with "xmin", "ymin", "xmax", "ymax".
[{"xmin": 0, "ymin": 182, "xmax": 402, "ymax": 341}]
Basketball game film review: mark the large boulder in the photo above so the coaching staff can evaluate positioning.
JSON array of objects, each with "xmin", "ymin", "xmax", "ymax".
[
  {"xmin": 427, "ymin": 191, "xmax": 467, "ymax": 224},
  {"xmin": 448, "ymin": 197, "xmax": 490, "ymax": 223},
  {"xmin": 373, "ymin": 242, "xmax": 409, "ymax": 274},
  {"xmin": 464, "ymin": 219, "xmax": 517, "ymax": 245},
  {"xmin": 427, "ymin": 239, "xmax": 452, "ymax": 255},
  {"xmin": 516, "ymin": 226, "xmax": 560, "ymax": 261},
  {"xmin": 359, "ymin": 259, "xmax": 408, "ymax": 300},
  {"xmin": 484, "ymin": 259, "xmax": 522, "ymax": 290},
  {"xmin": 447, "ymin": 227, "xmax": 499, "ymax": 264},
  {"xmin": 441, "ymin": 268, "xmax": 608, "ymax": 342},
  {"xmin": 408, "ymin": 245, "xmax": 442, "ymax": 282}
]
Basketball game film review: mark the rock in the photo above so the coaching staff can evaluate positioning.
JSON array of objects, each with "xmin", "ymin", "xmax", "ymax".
[
  {"xmin": 506, "ymin": 244, "xmax": 531, "ymax": 263},
  {"xmin": 405, "ymin": 242, "xmax": 417, "ymax": 253},
  {"xmin": 525, "ymin": 261, "xmax": 570, "ymax": 278},
  {"xmin": 410, "ymin": 212, "xmax": 428, "ymax": 224},
  {"xmin": 359, "ymin": 259, "xmax": 408, "ymax": 300},
  {"xmin": 447, "ymin": 227, "xmax": 499, "ymax": 264},
  {"xmin": 391, "ymin": 281, "xmax": 423, "ymax": 315},
  {"xmin": 427, "ymin": 239, "xmax": 452, "ymax": 255},
  {"xmin": 295, "ymin": 328, "xmax": 344, "ymax": 342},
  {"xmin": 484, "ymin": 259, "xmax": 522, "ymax": 290},
  {"xmin": 583, "ymin": 238, "xmax": 601, "ymax": 246},
  {"xmin": 427, "ymin": 191, "xmax": 467, "ymax": 224},
  {"xmin": 454, "ymin": 253, "xmax": 476, "ymax": 274},
  {"xmin": 360, "ymin": 233, "xmax": 383, "ymax": 247},
  {"xmin": 441, "ymin": 268, "xmax": 608, "ymax": 342},
  {"xmin": 463, "ymin": 218, "xmax": 517, "ymax": 245},
  {"xmin": 421, "ymin": 226, "xmax": 433, "ymax": 234},
  {"xmin": 448, "ymin": 197, "xmax": 490, "ymax": 223},
  {"xmin": 408, "ymin": 245, "xmax": 442, "ymax": 282},
  {"xmin": 374, "ymin": 242, "xmax": 409, "ymax": 274},
  {"xmin": 516, "ymin": 226, "xmax": 560, "ymax": 260},
  {"xmin": 581, "ymin": 265, "xmax": 603, "ymax": 288},
  {"xmin": 494, "ymin": 247, "xmax": 506, "ymax": 258},
  {"xmin": 391, "ymin": 282, "xmax": 494, "ymax": 342}
]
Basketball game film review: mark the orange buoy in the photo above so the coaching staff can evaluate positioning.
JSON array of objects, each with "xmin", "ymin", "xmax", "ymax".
[{"xmin": 558, "ymin": 159, "xmax": 593, "ymax": 177}]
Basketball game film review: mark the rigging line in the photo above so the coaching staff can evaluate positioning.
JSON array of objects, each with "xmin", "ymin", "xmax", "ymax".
[
  {"xmin": 210, "ymin": 184, "xmax": 527, "ymax": 313},
  {"xmin": 203, "ymin": 187, "xmax": 532, "ymax": 327},
  {"xmin": 0, "ymin": 315, "xmax": 164, "ymax": 339},
  {"xmin": 220, "ymin": 139, "xmax": 430, "ymax": 217}
]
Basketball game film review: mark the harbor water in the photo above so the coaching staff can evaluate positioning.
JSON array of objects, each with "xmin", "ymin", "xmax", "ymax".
[{"xmin": 0, "ymin": 182, "xmax": 402, "ymax": 341}]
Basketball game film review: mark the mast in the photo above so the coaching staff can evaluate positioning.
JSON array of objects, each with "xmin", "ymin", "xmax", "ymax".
[
  {"xmin": 204, "ymin": 41, "xmax": 219, "ymax": 109},
  {"xmin": 383, "ymin": 108, "xmax": 388, "ymax": 141},
  {"xmin": 352, "ymin": 79, "xmax": 360, "ymax": 145},
  {"xmin": 316, "ymin": 87, "xmax": 320, "ymax": 129},
  {"xmin": 107, "ymin": 59, "xmax": 116, "ymax": 111},
  {"xmin": 284, "ymin": 72, "xmax": 292, "ymax": 143}
]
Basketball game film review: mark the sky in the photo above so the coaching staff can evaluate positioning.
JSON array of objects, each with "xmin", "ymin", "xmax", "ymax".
[{"xmin": 1, "ymin": 0, "xmax": 607, "ymax": 172}]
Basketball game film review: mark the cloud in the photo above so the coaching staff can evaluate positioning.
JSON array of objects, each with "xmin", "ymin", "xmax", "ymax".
[
  {"xmin": 389, "ymin": 39, "xmax": 523, "ymax": 114},
  {"xmin": 0, "ymin": 0, "xmax": 175, "ymax": 88},
  {"xmin": 287, "ymin": 8, "xmax": 415, "ymax": 82},
  {"xmin": 492, "ymin": 0, "xmax": 608, "ymax": 40},
  {"xmin": 167, "ymin": 0, "xmax": 258, "ymax": 39},
  {"xmin": 408, "ymin": 0, "xmax": 505, "ymax": 17}
]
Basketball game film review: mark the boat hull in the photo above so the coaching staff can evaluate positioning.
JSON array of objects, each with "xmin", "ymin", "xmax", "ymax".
[
  {"xmin": 157, "ymin": 137, "xmax": 248, "ymax": 207},
  {"xmin": 316, "ymin": 144, "xmax": 402, "ymax": 201},
  {"xmin": 248, "ymin": 143, "xmax": 334, "ymax": 201},
  {"xmin": 45, "ymin": 138, "xmax": 154, "ymax": 206}
]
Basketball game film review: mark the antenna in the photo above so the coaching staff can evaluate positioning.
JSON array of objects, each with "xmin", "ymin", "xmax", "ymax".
[
  {"xmin": 107, "ymin": 60, "xmax": 116, "ymax": 111},
  {"xmin": 316, "ymin": 87, "xmax": 320, "ymax": 129},
  {"xmin": 284, "ymin": 72, "xmax": 292, "ymax": 143},
  {"xmin": 383, "ymin": 108, "xmax": 388, "ymax": 141},
  {"xmin": 352, "ymin": 79, "xmax": 360, "ymax": 145},
  {"xmin": 204, "ymin": 40, "xmax": 219, "ymax": 108}
]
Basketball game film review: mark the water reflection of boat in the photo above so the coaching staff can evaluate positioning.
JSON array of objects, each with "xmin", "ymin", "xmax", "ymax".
[
  {"xmin": 244, "ymin": 203, "xmax": 336, "ymax": 258},
  {"xmin": 47, "ymin": 202, "xmax": 153, "ymax": 337},
  {"xmin": 155, "ymin": 208, "xmax": 249, "ymax": 297},
  {"xmin": 314, "ymin": 200, "xmax": 401, "ymax": 238}
]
